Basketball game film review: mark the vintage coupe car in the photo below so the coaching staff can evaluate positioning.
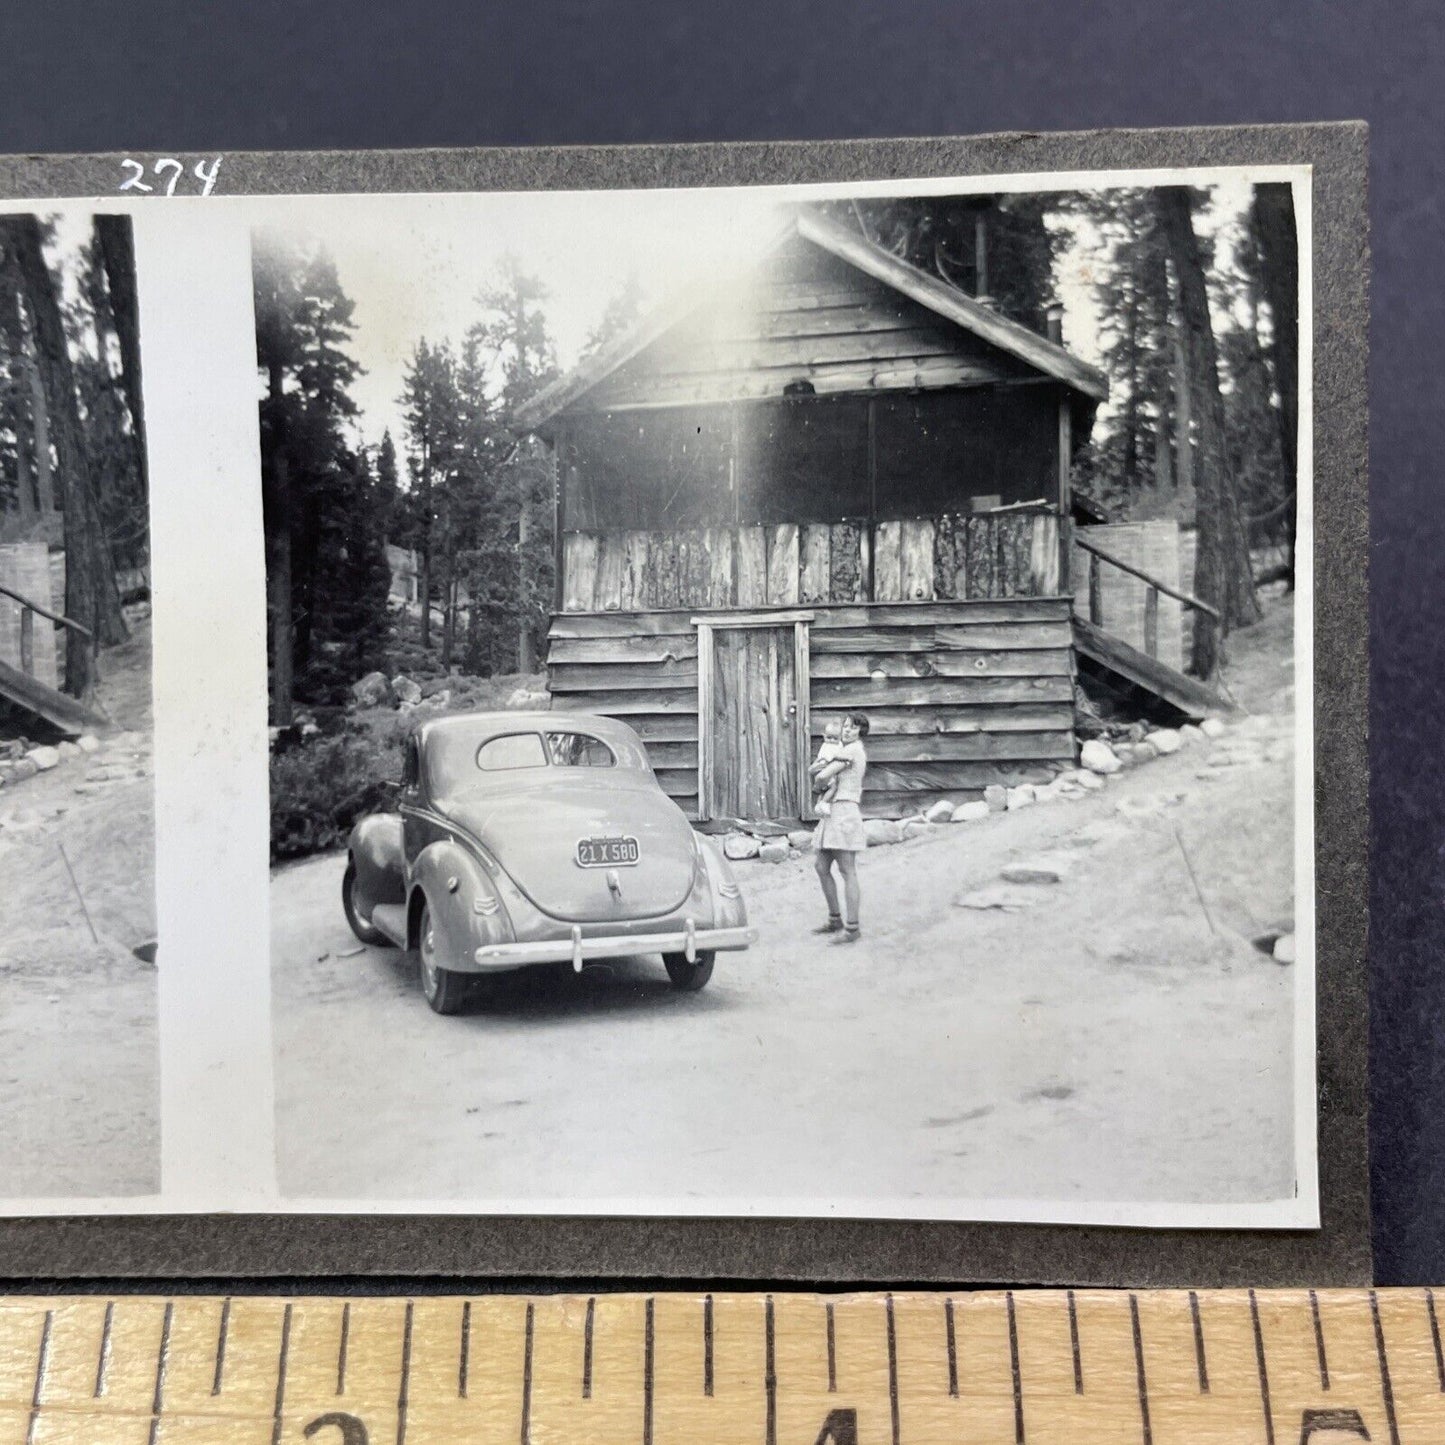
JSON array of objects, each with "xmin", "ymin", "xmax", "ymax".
[{"xmin": 342, "ymin": 712, "xmax": 757, "ymax": 1013}]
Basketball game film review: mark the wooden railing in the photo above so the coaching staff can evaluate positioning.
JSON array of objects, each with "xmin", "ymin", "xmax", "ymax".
[
  {"xmin": 1075, "ymin": 532, "xmax": 1217, "ymax": 660},
  {"xmin": 0, "ymin": 578, "xmax": 94, "ymax": 692}
]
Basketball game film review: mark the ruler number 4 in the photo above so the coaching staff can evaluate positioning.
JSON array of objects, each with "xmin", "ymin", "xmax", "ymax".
[{"xmin": 119, "ymin": 157, "xmax": 222, "ymax": 196}]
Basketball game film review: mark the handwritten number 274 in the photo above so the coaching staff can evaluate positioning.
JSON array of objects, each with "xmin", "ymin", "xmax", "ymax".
[{"xmin": 119, "ymin": 157, "xmax": 221, "ymax": 196}]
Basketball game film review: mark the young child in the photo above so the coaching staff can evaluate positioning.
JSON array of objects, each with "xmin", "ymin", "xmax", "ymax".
[{"xmin": 809, "ymin": 720, "xmax": 845, "ymax": 816}]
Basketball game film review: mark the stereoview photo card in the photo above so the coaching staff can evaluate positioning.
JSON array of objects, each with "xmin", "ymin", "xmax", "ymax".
[{"xmin": 0, "ymin": 131, "xmax": 1363, "ymax": 1271}]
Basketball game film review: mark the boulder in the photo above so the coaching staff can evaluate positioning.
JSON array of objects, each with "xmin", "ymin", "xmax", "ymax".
[
  {"xmin": 424, "ymin": 689, "xmax": 453, "ymax": 712},
  {"xmin": 787, "ymin": 829, "xmax": 816, "ymax": 851},
  {"xmin": 925, "ymin": 799, "xmax": 955, "ymax": 824},
  {"xmin": 722, "ymin": 832, "xmax": 760, "ymax": 860},
  {"xmin": 1074, "ymin": 770, "xmax": 1105, "ymax": 791},
  {"xmin": 507, "ymin": 687, "xmax": 551, "ymax": 710},
  {"xmin": 28, "ymin": 746, "xmax": 60, "ymax": 772},
  {"xmin": 1180, "ymin": 723, "xmax": 1207, "ymax": 746},
  {"xmin": 1272, "ymin": 933, "xmax": 1297, "ymax": 965},
  {"xmin": 1001, "ymin": 856, "xmax": 1071, "ymax": 885},
  {"xmin": 1080, "ymin": 739, "xmax": 1121, "ymax": 775},
  {"xmin": 351, "ymin": 671, "xmax": 392, "ymax": 707},
  {"xmin": 10, "ymin": 757, "xmax": 38, "ymax": 781},
  {"xmin": 391, "ymin": 674, "xmax": 423, "ymax": 706},
  {"xmin": 58, "ymin": 740, "xmax": 82, "ymax": 760},
  {"xmin": 1130, "ymin": 740, "xmax": 1159, "ymax": 764},
  {"xmin": 902, "ymin": 817, "xmax": 935, "ymax": 839},
  {"xmin": 1149, "ymin": 728, "xmax": 1182, "ymax": 755},
  {"xmin": 1200, "ymin": 717, "xmax": 1227, "ymax": 738},
  {"xmin": 863, "ymin": 818, "xmax": 904, "ymax": 846},
  {"xmin": 421, "ymin": 676, "xmax": 455, "ymax": 699},
  {"xmin": 983, "ymin": 784, "xmax": 1008, "ymax": 812},
  {"xmin": 951, "ymin": 800, "xmax": 991, "ymax": 823},
  {"xmin": 758, "ymin": 838, "xmax": 791, "ymax": 863},
  {"xmin": 747, "ymin": 820, "xmax": 792, "ymax": 838},
  {"xmin": 1005, "ymin": 785, "xmax": 1036, "ymax": 811}
]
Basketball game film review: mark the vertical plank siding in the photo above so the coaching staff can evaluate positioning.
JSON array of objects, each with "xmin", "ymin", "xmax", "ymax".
[
  {"xmin": 562, "ymin": 506, "xmax": 1060, "ymax": 614},
  {"xmin": 547, "ymin": 594, "xmax": 1076, "ymax": 822}
]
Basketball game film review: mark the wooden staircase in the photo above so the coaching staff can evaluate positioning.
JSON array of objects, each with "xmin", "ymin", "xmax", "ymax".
[
  {"xmin": 1072, "ymin": 533, "xmax": 1228, "ymax": 721},
  {"xmin": 0, "ymin": 579, "xmax": 105, "ymax": 736}
]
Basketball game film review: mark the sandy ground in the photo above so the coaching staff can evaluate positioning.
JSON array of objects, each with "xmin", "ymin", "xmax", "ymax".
[
  {"xmin": 271, "ymin": 590, "xmax": 1301, "ymax": 1214},
  {"xmin": 0, "ymin": 613, "xmax": 159, "ymax": 1199}
]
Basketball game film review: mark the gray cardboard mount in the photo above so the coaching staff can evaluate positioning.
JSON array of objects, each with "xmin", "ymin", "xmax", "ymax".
[{"xmin": 0, "ymin": 123, "xmax": 1368, "ymax": 1288}]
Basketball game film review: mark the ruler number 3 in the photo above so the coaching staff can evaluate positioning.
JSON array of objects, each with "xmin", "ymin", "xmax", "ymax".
[{"xmin": 119, "ymin": 157, "xmax": 222, "ymax": 196}]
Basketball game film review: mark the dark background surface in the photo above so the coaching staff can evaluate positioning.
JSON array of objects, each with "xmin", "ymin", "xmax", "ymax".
[{"xmin": 0, "ymin": 0, "xmax": 1434, "ymax": 1285}]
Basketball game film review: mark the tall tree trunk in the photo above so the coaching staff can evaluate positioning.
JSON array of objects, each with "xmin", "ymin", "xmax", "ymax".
[
  {"xmin": 0, "ymin": 264, "xmax": 36, "ymax": 523},
  {"xmin": 516, "ymin": 499, "xmax": 534, "ymax": 674},
  {"xmin": 1251, "ymin": 183, "xmax": 1300, "ymax": 590},
  {"xmin": 1154, "ymin": 189, "xmax": 1260, "ymax": 679},
  {"xmin": 418, "ymin": 441, "xmax": 432, "ymax": 650},
  {"xmin": 93, "ymin": 216, "xmax": 148, "ymax": 496},
  {"xmin": 25, "ymin": 355, "xmax": 53, "ymax": 515},
  {"xmin": 264, "ymin": 446, "xmax": 295, "ymax": 725},
  {"xmin": 3, "ymin": 215, "xmax": 127, "ymax": 697}
]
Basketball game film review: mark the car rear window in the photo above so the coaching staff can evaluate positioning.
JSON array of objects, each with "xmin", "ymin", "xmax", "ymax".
[
  {"xmin": 476, "ymin": 733, "xmax": 548, "ymax": 771},
  {"xmin": 546, "ymin": 731, "xmax": 616, "ymax": 767}
]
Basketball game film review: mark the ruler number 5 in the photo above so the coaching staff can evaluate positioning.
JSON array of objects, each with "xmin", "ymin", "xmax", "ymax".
[{"xmin": 119, "ymin": 157, "xmax": 222, "ymax": 196}]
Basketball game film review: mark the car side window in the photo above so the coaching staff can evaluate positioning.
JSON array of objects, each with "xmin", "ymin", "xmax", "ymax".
[
  {"xmin": 477, "ymin": 733, "xmax": 548, "ymax": 771},
  {"xmin": 545, "ymin": 731, "xmax": 616, "ymax": 767},
  {"xmin": 402, "ymin": 735, "xmax": 420, "ymax": 791}
]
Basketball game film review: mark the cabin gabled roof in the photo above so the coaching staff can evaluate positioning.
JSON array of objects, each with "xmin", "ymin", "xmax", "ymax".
[{"xmin": 514, "ymin": 207, "xmax": 1107, "ymax": 433}]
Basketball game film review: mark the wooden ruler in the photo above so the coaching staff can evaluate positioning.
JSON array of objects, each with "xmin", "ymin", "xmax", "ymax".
[{"xmin": 0, "ymin": 1290, "xmax": 1440, "ymax": 1444}]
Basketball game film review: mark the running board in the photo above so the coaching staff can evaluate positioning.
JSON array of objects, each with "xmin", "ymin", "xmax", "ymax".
[
  {"xmin": 0, "ymin": 656, "xmax": 105, "ymax": 737},
  {"xmin": 369, "ymin": 903, "xmax": 409, "ymax": 949},
  {"xmin": 1071, "ymin": 615, "xmax": 1226, "ymax": 721}
]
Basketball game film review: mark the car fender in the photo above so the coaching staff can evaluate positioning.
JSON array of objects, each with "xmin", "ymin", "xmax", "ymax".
[
  {"xmin": 348, "ymin": 812, "xmax": 405, "ymax": 916},
  {"xmin": 408, "ymin": 837, "xmax": 514, "ymax": 968},
  {"xmin": 697, "ymin": 833, "xmax": 749, "ymax": 931}
]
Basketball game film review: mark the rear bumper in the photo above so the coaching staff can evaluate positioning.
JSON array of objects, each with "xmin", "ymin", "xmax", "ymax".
[{"xmin": 472, "ymin": 920, "xmax": 757, "ymax": 973}]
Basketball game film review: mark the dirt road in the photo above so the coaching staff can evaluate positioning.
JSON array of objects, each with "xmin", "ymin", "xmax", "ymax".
[
  {"xmin": 271, "ymin": 601, "xmax": 1301, "ymax": 1215},
  {"xmin": 0, "ymin": 615, "xmax": 158, "ymax": 1199}
]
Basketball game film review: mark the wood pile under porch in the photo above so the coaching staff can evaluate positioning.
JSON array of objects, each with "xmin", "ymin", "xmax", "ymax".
[{"xmin": 545, "ymin": 596, "xmax": 1078, "ymax": 824}]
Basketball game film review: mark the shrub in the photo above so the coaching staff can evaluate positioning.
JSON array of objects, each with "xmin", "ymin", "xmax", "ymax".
[{"xmin": 270, "ymin": 724, "xmax": 406, "ymax": 862}]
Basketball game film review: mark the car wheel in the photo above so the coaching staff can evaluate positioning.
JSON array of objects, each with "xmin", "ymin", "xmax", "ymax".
[
  {"xmin": 418, "ymin": 899, "xmax": 469, "ymax": 1015},
  {"xmin": 342, "ymin": 858, "xmax": 389, "ymax": 946},
  {"xmin": 663, "ymin": 950, "xmax": 715, "ymax": 992}
]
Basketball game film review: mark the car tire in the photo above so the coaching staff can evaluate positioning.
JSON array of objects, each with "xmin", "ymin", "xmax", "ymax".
[
  {"xmin": 663, "ymin": 950, "xmax": 715, "ymax": 992},
  {"xmin": 342, "ymin": 858, "xmax": 389, "ymax": 947},
  {"xmin": 417, "ymin": 899, "xmax": 469, "ymax": 1015}
]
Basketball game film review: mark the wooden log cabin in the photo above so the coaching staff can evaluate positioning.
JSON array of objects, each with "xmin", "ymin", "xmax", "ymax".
[{"xmin": 517, "ymin": 206, "xmax": 1207, "ymax": 824}]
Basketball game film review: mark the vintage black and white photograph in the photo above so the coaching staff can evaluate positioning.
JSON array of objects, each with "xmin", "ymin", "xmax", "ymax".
[
  {"xmin": 262, "ymin": 174, "xmax": 1312, "ymax": 1222},
  {"xmin": 0, "ymin": 210, "xmax": 157, "ymax": 1200}
]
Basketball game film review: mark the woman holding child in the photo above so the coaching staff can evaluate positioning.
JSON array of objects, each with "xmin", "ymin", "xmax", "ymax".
[{"xmin": 810, "ymin": 712, "xmax": 870, "ymax": 945}]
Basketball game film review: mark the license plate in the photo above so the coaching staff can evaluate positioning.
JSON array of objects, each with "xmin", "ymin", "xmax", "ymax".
[{"xmin": 576, "ymin": 835, "xmax": 640, "ymax": 868}]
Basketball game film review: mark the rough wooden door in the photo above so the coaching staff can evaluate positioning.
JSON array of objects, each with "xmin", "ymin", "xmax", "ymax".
[{"xmin": 706, "ymin": 624, "xmax": 806, "ymax": 821}]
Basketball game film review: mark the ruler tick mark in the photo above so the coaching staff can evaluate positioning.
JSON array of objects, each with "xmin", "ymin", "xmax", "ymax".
[
  {"xmin": 521, "ymin": 1301, "xmax": 535, "ymax": 1445},
  {"xmin": 1188, "ymin": 1290, "xmax": 1209, "ymax": 1393},
  {"xmin": 1249, "ymin": 1289, "xmax": 1274, "ymax": 1445},
  {"xmin": 1129, "ymin": 1294, "xmax": 1152, "ymax": 1445},
  {"xmin": 765, "ymin": 1295, "xmax": 777, "ymax": 1445},
  {"xmin": 644, "ymin": 1298, "xmax": 656, "ymax": 1445},
  {"xmin": 1427, "ymin": 1288, "xmax": 1444, "ymax": 1392},
  {"xmin": 1006, "ymin": 1291, "xmax": 1025, "ymax": 1445},
  {"xmin": 1067, "ymin": 1289, "xmax": 1082, "ymax": 1394},
  {"xmin": 397, "ymin": 1300, "xmax": 414, "ymax": 1445},
  {"xmin": 25, "ymin": 1309, "xmax": 52, "ymax": 1445},
  {"xmin": 333, "ymin": 1300, "xmax": 350, "ymax": 1396},
  {"xmin": 457, "ymin": 1302, "xmax": 469, "ymax": 1400},
  {"xmin": 886, "ymin": 1294, "xmax": 901, "ymax": 1445},
  {"xmin": 271, "ymin": 1302, "xmax": 293, "ymax": 1445},
  {"xmin": 826, "ymin": 1300, "xmax": 837, "ymax": 1393},
  {"xmin": 213, "ymin": 1297, "xmax": 232, "ymax": 1396},
  {"xmin": 945, "ymin": 1297, "xmax": 958, "ymax": 1397},
  {"xmin": 1370, "ymin": 1289, "xmax": 1401, "ymax": 1445},
  {"xmin": 95, "ymin": 1299, "xmax": 115, "ymax": 1398},
  {"xmin": 148, "ymin": 1301, "xmax": 173, "ymax": 1445},
  {"xmin": 701, "ymin": 1294, "xmax": 712, "ymax": 1397},
  {"xmin": 583, "ymin": 1297, "xmax": 595, "ymax": 1399},
  {"xmin": 1308, "ymin": 1288, "xmax": 1330, "ymax": 1390}
]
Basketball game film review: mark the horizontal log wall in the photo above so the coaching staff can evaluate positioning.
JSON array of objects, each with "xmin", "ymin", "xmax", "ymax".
[
  {"xmin": 561, "ymin": 507, "xmax": 1060, "ymax": 613},
  {"xmin": 547, "ymin": 597, "xmax": 1076, "ymax": 822}
]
